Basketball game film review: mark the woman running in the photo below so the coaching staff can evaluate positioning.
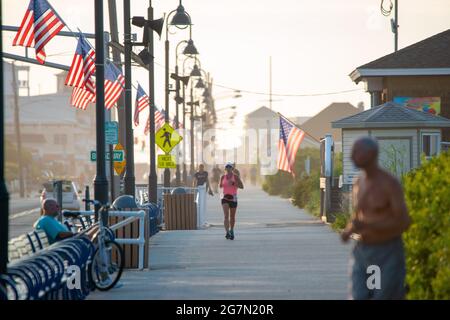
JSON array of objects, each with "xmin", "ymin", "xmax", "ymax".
[{"xmin": 220, "ymin": 162, "xmax": 244, "ymax": 240}]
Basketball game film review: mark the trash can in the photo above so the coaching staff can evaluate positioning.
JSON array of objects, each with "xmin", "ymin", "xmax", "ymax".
[{"xmin": 163, "ymin": 193, "xmax": 197, "ymax": 230}]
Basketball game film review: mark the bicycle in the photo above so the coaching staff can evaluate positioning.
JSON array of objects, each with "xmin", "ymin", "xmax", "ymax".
[{"xmin": 62, "ymin": 200, "xmax": 124, "ymax": 291}]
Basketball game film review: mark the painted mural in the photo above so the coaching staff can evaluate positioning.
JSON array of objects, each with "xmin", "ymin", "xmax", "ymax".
[{"xmin": 393, "ymin": 97, "xmax": 441, "ymax": 115}]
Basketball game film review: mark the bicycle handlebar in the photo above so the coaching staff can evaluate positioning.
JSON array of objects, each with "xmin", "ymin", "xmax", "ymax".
[{"xmin": 82, "ymin": 199, "xmax": 101, "ymax": 206}]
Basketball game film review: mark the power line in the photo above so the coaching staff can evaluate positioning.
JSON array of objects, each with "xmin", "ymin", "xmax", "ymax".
[
  {"xmin": 152, "ymin": 61, "xmax": 364, "ymax": 98},
  {"xmin": 380, "ymin": 0, "xmax": 393, "ymax": 16},
  {"xmin": 212, "ymin": 84, "xmax": 363, "ymax": 97}
]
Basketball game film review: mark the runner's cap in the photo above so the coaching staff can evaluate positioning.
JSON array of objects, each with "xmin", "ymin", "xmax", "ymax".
[{"xmin": 225, "ymin": 162, "xmax": 233, "ymax": 169}]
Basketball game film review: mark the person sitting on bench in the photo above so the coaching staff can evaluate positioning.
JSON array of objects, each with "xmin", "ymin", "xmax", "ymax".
[{"xmin": 34, "ymin": 199, "xmax": 74, "ymax": 244}]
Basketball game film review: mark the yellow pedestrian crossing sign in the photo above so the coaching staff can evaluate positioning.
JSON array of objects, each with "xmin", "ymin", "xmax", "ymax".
[
  {"xmin": 157, "ymin": 154, "xmax": 176, "ymax": 168},
  {"xmin": 155, "ymin": 123, "xmax": 183, "ymax": 153}
]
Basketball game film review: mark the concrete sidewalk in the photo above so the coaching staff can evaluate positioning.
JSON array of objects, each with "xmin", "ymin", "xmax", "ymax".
[{"xmin": 89, "ymin": 186, "xmax": 352, "ymax": 300}]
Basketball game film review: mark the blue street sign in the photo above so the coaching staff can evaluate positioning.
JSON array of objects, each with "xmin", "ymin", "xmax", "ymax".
[{"xmin": 105, "ymin": 121, "xmax": 119, "ymax": 145}]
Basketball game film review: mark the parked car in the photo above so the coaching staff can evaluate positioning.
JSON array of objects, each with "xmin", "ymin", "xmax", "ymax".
[{"xmin": 39, "ymin": 180, "xmax": 81, "ymax": 213}]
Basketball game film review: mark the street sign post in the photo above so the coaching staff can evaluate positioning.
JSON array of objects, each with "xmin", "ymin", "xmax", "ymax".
[
  {"xmin": 90, "ymin": 150, "xmax": 124, "ymax": 162},
  {"xmin": 155, "ymin": 123, "xmax": 183, "ymax": 154},
  {"xmin": 157, "ymin": 154, "xmax": 177, "ymax": 169},
  {"xmin": 113, "ymin": 143, "xmax": 126, "ymax": 175},
  {"xmin": 105, "ymin": 121, "xmax": 119, "ymax": 145}
]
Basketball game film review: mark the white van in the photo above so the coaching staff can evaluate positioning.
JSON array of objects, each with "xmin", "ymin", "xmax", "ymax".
[{"xmin": 40, "ymin": 180, "xmax": 81, "ymax": 212}]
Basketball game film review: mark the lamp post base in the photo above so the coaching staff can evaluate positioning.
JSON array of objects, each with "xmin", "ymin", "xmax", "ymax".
[{"xmin": 123, "ymin": 175, "xmax": 136, "ymax": 196}]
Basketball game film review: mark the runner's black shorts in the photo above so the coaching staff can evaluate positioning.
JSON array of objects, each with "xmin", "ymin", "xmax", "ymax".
[{"xmin": 221, "ymin": 198, "xmax": 238, "ymax": 208}]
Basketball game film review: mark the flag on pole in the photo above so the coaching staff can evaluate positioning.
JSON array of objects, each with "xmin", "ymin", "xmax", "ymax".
[
  {"xmin": 172, "ymin": 115, "xmax": 184, "ymax": 129},
  {"xmin": 277, "ymin": 114, "xmax": 305, "ymax": 176},
  {"xmin": 104, "ymin": 61, "xmax": 125, "ymax": 110},
  {"xmin": 13, "ymin": 0, "xmax": 65, "ymax": 64},
  {"xmin": 134, "ymin": 84, "xmax": 150, "ymax": 126},
  {"xmin": 144, "ymin": 107, "xmax": 166, "ymax": 135},
  {"xmin": 65, "ymin": 34, "xmax": 96, "ymax": 92},
  {"xmin": 71, "ymin": 86, "xmax": 95, "ymax": 110}
]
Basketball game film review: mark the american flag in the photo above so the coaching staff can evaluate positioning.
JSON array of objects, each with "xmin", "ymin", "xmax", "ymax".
[
  {"xmin": 104, "ymin": 61, "xmax": 125, "ymax": 110},
  {"xmin": 144, "ymin": 108, "xmax": 166, "ymax": 135},
  {"xmin": 13, "ymin": 0, "xmax": 65, "ymax": 64},
  {"xmin": 71, "ymin": 86, "xmax": 95, "ymax": 110},
  {"xmin": 277, "ymin": 115, "xmax": 305, "ymax": 176},
  {"xmin": 65, "ymin": 34, "xmax": 95, "ymax": 92},
  {"xmin": 134, "ymin": 84, "xmax": 150, "ymax": 126},
  {"xmin": 172, "ymin": 115, "xmax": 184, "ymax": 129}
]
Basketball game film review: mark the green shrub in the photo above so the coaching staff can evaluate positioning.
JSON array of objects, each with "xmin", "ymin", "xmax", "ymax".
[
  {"xmin": 291, "ymin": 174, "xmax": 315, "ymax": 208},
  {"xmin": 305, "ymin": 187, "xmax": 321, "ymax": 217},
  {"xmin": 331, "ymin": 212, "xmax": 350, "ymax": 231},
  {"xmin": 403, "ymin": 152, "xmax": 450, "ymax": 300},
  {"xmin": 262, "ymin": 171, "xmax": 293, "ymax": 196}
]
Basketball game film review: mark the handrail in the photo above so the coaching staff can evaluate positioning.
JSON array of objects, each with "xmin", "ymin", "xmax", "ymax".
[
  {"xmin": 108, "ymin": 210, "xmax": 146, "ymax": 270},
  {"xmin": 63, "ymin": 209, "xmax": 148, "ymax": 269}
]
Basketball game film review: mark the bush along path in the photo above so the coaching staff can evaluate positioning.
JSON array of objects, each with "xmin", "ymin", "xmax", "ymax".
[{"xmin": 403, "ymin": 152, "xmax": 450, "ymax": 300}]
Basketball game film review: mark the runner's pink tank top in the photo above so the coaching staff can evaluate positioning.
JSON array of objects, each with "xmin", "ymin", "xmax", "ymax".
[{"xmin": 222, "ymin": 174, "xmax": 238, "ymax": 196}]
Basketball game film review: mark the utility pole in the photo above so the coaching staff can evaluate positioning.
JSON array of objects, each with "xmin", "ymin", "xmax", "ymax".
[
  {"xmin": 394, "ymin": 0, "xmax": 399, "ymax": 51},
  {"xmin": 93, "ymin": 0, "xmax": 108, "ymax": 210},
  {"xmin": 382, "ymin": 0, "xmax": 399, "ymax": 52},
  {"xmin": 108, "ymin": 0, "xmax": 127, "ymax": 159},
  {"xmin": 123, "ymin": 0, "xmax": 136, "ymax": 196},
  {"xmin": 147, "ymin": 1, "xmax": 158, "ymax": 204},
  {"xmin": 269, "ymin": 56, "xmax": 273, "ymax": 110},
  {"xmin": 0, "ymin": 2, "xmax": 11, "ymax": 275},
  {"xmin": 11, "ymin": 62, "xmax": 25, "ymax": 198}
]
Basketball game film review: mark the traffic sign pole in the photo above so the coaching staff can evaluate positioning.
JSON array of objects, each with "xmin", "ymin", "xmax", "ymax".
[{"xmin": 109, "ymin": 144, "xmax": 115, "ymax": 202}]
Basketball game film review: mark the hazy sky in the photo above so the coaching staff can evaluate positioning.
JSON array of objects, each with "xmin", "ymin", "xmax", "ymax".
[{"xmin": 3, "ymin": 0, "xmax": 450, "ymax": 129}]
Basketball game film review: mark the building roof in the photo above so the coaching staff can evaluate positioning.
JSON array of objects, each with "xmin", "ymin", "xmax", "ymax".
[
  {"xmin": 332, "ymin": 102, "xmax": 450, "ymax": 129},
  {"xmin": 245, "ymin": 106, "xmax": 278, "ymax": 119},
  {"xmin": 300, "ymin": 102, "xmax": 362, "ymax": 141},
  {"xmin": 350, "ymin": 29, "xmax": 450, "ymax": 82},
  {"xmin": 289, "ymin": 116, "xmax": 310, "ymax": 125},
  {"xmin": 4, "ymin": 92, "xmax": 88, "ymax": 126}
]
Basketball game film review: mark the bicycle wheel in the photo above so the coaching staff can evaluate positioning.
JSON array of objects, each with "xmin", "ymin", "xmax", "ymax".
[{"xmin": 88, "ymin": 240, "xmax": 124, "ymax": 291}]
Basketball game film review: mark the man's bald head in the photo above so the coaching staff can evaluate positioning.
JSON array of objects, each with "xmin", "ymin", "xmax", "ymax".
[
  {"xmin": 42, "ymin": 198, "xmax": 59, "ymax": 217},
  {"xmin": 351, "ymin": 137, "xmax": 379, "ymax": 169}
]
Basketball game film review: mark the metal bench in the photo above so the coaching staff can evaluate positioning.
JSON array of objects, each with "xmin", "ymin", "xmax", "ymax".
[{"xmin": 8, "ymin": 230, "xmax": 50, "ymax": 263}]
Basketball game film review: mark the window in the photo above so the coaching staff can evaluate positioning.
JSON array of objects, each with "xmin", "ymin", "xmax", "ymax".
[
  {"xmin": 54, "ymin": 134, "xmax": 67, "ymax": 145},
  {"xmin": 421, "ymin": 133, "xmax": 440, "ymax": 160}
]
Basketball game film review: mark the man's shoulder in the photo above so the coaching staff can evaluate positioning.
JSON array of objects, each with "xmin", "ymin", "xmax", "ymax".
[
  {"xmin": 378, "ymin": 168, "xmax": 401, "ymax": 186},
  {"xmin": 35, "ymin": 215, "xmax": 52, "ymax": 227}
]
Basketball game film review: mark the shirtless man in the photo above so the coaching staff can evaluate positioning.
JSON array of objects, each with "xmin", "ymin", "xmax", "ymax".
[{"xmin": 341, "ymin": 137, "xmax": 411, "ymax": 300}]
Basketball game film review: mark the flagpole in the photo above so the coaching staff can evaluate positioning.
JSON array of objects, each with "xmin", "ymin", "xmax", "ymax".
[{"xmin": 277, "ymin": 112, "xmax": 321, "ymax": 144}]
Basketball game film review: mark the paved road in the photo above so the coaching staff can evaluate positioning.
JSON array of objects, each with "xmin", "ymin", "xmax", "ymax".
[
  {"xmin": 8, "ymin": 198, "xmax": 41, "ymax": 239},
  {"xmin": 89, "ymin": 186, "xmax": 353, "ymax": 300}
]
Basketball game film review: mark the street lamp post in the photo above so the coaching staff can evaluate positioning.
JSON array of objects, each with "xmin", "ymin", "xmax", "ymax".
[
  {"xmin": 164, "ymin": 0, "xmax": 192, "ymax": 188},
  {"xmin": 93, "ymin": 0, "xmax": 108, "ymax": 214},
  {"xmin": 123, "ymin": 0, "xmax": 135, "ymax": 196},
  {"xmin": 183, "ymin": 56, "xmax": 201, "ymax": 176},
  {"xmin": 147, "ymin": 1, "xmax": 157, "ymax": 203},
  {"xmin": 173, "ymin": 38, "xmax": 198, "ymax": 185},
  {"xmin": 182, "ymin": 84, "xmax": 187, "ymax": 183},
  {"xmin": 131, "ymin": 7, "xmax": 164, "ymax": 204},
  {"xmin": 0, "ymin": 3, "xmax": 10, "ymax": 275}
]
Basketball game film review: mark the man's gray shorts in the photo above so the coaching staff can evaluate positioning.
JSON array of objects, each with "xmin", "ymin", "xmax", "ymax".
[{"xmin": 349, "ymin": 237, "xmax": 406, "ymax": 300}]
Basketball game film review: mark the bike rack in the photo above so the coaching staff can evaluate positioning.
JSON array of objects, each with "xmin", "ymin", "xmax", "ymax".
[
  {"xmin": 64, "ymin": 210, "xmax": 148, "ymax": 270},
  {"xmin": 108, "ymin": 210, "xmax": 146, "ymax": 270}
]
